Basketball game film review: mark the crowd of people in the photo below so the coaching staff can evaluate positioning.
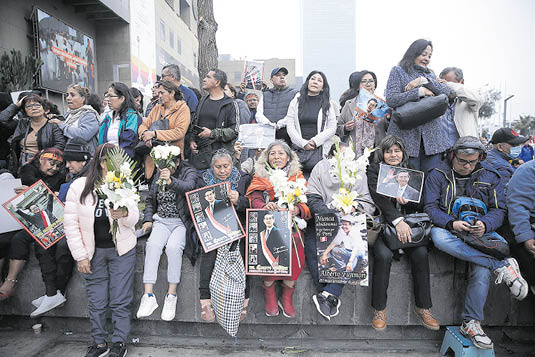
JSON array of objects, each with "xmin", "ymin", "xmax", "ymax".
[{"xmin": 0, "ymin": 38, "xmax": 534, "ymax": 357}]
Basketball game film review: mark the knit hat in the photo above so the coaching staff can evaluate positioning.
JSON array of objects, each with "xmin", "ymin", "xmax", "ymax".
[{"xmin": 63, "ymin": 143, "xmax": 91, "ymax": 162}]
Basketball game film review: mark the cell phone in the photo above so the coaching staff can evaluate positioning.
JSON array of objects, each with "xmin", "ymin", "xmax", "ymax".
[
  {"xmin": 469, "ymin": 225, "xmax": 478, "ymax": 229},
  {"xmin": 192, "ymin": 125, "xmax": 204, "ymax": 135}
]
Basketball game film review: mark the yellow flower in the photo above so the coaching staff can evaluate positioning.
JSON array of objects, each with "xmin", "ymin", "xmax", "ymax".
[
  {"xmin": 294, "ymin": 188, "xmax": 301, "ymax": 197},
  {"xmin": 105, "ymin": 171, "xmax": 115, "ymax": 183}
]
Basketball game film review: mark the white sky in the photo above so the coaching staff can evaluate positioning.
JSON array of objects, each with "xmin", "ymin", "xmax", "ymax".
[{"xmin": 214, "ymin": 0, "xmax": 535, "ymax": 126}]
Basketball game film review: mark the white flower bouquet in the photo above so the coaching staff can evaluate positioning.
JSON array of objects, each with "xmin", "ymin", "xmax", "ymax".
[
  {"xmin": 96, "ymin": 146, "xmax": 140, "ymax": 247},
  {"xmin": 150, "ymin": 143, "xmax": 181, "ymax": 191}
]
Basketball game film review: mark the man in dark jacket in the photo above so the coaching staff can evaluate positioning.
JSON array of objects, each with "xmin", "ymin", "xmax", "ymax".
[
  {"xmin": 258, "ymin": 212, "xmax": 289, "ymax": 270},
  {"xmin": 424, "ymin": 136, "xmax": 528, "ymax": 350},
  {"xmin": 189, "ymin": 69, "xmax": 239, "ymax": 170},
  {"xmin": 255, "ymin": 67, "xmax": 298, "ymax": 144}
]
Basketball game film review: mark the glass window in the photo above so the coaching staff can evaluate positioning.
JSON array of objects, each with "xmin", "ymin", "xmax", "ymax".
[
  {"xmin": 160, "ymin": 20, "xmax": 166, "ymax": 41},
  {"xmin": 170, "ymin": 30, "xmax": 174, "ymax": 48},
  {"xmin": 177, "ymin": 38, "xmax": 182, "ymax": 54}
]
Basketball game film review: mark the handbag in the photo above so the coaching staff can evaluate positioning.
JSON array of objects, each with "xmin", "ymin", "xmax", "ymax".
[
  {"xmin": 135, "ymin": 115, "xmax": 170, "ymax": 155},
  {"xmin": 354, "ymin": 198, "xmax": 383, "ymax": 247},
  {"xmin": 209, "ymin": 241, "xmax": 245, "ymax": 337},
  {"xmin": 293, "ymin": 108, "xmax": 327, "ymax": 170},
  {"xmin": 393, "ymin": 94, "xmax": 448, "ymax": 130},
  {"xmin": 383, "ymin": 212, "xmax": 432, "ymax": 250}
]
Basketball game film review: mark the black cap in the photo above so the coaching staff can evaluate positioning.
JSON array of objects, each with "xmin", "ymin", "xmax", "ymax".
[
  {"xmin": 63, "ymin": 143, "xmax": 91, "ymax": 162},
  {"xmin": 490, "ymin": 128, "xmax": 527, "ymax": 145},
  {"xmin": 270, "ymin": 67, "xmax": 288, "ymax": 78}
]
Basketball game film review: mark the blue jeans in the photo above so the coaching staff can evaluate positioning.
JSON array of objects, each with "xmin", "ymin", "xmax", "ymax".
[{"xmin": 431, "ymin": 227, "xmax": 507, "ymax": 321}]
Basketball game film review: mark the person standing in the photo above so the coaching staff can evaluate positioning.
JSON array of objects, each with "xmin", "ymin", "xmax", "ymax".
[{"xmin": 160, "ymin": 64, "xmax": 198, "ymax": 115}]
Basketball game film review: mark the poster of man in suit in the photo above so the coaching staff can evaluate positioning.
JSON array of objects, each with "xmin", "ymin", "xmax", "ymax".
[
  {"xmin": 246, "ymin": 209, "xmax": 292, "ymax": 276},
  {"xmin": 376, "ymin": 164, "xmax": 424, "ymax": 203},
  {"xmin": 186, "ymin": 183, "xmax": 245, "ymax": 252}
]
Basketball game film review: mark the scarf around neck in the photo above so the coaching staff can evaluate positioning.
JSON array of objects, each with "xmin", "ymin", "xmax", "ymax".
[
  {"xmin": 202, "ymin": 166, "xmax": 241, "ymax": 191},
  {"xmin": 65, "ymin": 105, "xmax": 97, "ymax": 126}
]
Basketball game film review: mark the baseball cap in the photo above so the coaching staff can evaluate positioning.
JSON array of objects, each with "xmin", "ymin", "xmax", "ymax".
[
  {"xmin": 270, "ymin": 67, "xmax": 288, "ymax": 78},
  {"xmin": 490, "ymin": 128, "xmax": 527, "ymax": 145}
]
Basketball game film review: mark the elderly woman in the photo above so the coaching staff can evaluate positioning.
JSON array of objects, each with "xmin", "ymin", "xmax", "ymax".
[
  {"xmin": 306, "ymin": 142, "xmax": 375, "ymax": 320},
  {"xmin": 285, "ymin": 71, "xmax": 337, "ymax": 178},
  {"xmin": 137, "ymin": 151, "xmax": 197, "ymax": 321},
  {"xmin": 385, "ymin": 39, "xmax": 451, "ymax": 172},
  {"xmin": 337, "ymin": 70, "xmax": 388, "ymax": 157},
  {"xmin": 49, "ymin": 84, "xmax": 100, "ymax": 155},
  {"xmin": 7, "ymin": 95, "xmax": 65, "ymax": 174},
  {"xmin": 197, "ymin": 150, "xmax": 251, "ymax": 322},
  {"xmin": 367, "ymin": 135, "xmax": 438, "ymax": 331},
  {"xmin": 138, "ymin": 80, "xmax": 191, "ymax": 180},
  {"xmin": 246, "ymin": 140, "xmax": 311, "ymax": 318}
]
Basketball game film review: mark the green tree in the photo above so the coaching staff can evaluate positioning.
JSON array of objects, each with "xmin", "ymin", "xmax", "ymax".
[
  {"xmin": 0, "ymin": 49, "xmax": 42, "ymax": 92},
  {"xmin": 512, "ymin": 114, "xmax": 535, "ymax": 136},
  {"xmin": 478, "ymin": 89, "xmax": 501, "ymax": 119}
]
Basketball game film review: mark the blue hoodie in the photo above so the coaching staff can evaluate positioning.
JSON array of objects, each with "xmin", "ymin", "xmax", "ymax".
[{"xmin": 507, "ymin": 159, "xmax": 535, "ymax": 243}]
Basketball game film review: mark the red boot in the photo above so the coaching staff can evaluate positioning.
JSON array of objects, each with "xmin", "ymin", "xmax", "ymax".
[
  {"xmin": 263, "ymin": 283, "xmax": 279, "ymax": 316},
  {"xmin": 279, "ymin": 283, "xmax": 296, "ymax": 318}
]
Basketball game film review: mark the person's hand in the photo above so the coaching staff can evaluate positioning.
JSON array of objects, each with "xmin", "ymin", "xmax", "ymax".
[
  {"xmin": 190, "ymin": 141, "xmax": 198, "ymax": 154},
  {"xmin": 395, "ymin": 220, "xmax": 413, "ymax": 243},
  {"xmin": 345, "ymin": 120, "xmax": 355, "ymax": 131},
  {"xmin": 160, "ymin": 168, "xmax": 172, "ymax": 185},
  {"xmin": 14, "ymin": 185, "xmax": 28, "ymax": 195},
  {"xmin": 320, "ymin": 253, "xmax": 329, "ymax": 265},
  {"xmin": 396, "ymin": 196, "xmax": 409, "ymax": 205},
  {"xmin": 264, "ymin": 202, "xmax": 279, "ymax": 211},
  {"xmin": 453, "ymin": 220, "xmax": 472, "ymax": 233},
  {"xmin": 384, "ymin": 168, "xmax": 396, "ymax": 182},
  {"xmin": 524, "ymin": 239, "xmax": 535, "ymax": 257},
  {"xmin": 262, "ymin": 81, "xmax": 269, "ymax": 91},
  {"xmin": 141, "ymin": 130, "xmax": 156, "ymax": 142},
  {"xmin": 469, "ymin": 220, "xmax": 486, "ymax": 237},
  {"xmin": 436, "ymin": 78, "xmax": 447, "ymax": 84},
  {"xmin": 405, "ymin": 77, "xmax": 424, "ymax": 91},
  {"xmin": 240, "ymin": 80, "xmax": 246, "ymax": 92},
  {"xmin": 234, "ymin": 141, "xmax": 243, "ymax": 157},
  {"xmin": 304, "ymin": 140, "xmax": 316, "ymax": 151},
  {"xmin": 198, "ymin": 127, "xmax": 211, "ymax": 139},
  {"xmin": 229, "ymin": 190, "xmax": 239, "ymax": 206},
  {"xmin": 144, "ymin": 139, "xmax": 153, "ymax": 148},
  {"xmin": 345, "ymin": 264, "xmax": 353, "ymax": 272},
  {"xmin": 48, "ymin": 118, "xmax": 62, "ymax": 125},
  {"xmin": 142, "ymin": 221, "xmax": 153, "ymax": 234},
  {"xmin": 77, "ymin": 259, "xmax": 92, "ymax": 274},
  {"xmin": 16, "ymin": 96, "xmax": 27, "ymax": 108},
  {"xmin": 422, "ymin": 87, "xmax": 435, "ymax": 97},
  {"xmin": 110, "ymin": 208, "xmax": 127, "ymax": 220}
]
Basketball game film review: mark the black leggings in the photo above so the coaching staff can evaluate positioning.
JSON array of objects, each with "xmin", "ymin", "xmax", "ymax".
[{"xmin": 371, "ymin": 236, "xmax": 432, "ymax": 311}]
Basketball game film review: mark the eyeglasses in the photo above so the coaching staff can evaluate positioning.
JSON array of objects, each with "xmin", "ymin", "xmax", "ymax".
[
  {"xmin": 455, "ymin": 157, "xmax": 479, "ymax": 167},
  {"xmin": 25, "ymin": 103, "xmax": 42, "ymax": 109},
  {"xmin": 361, "ymin": 79, "xmax": 375, "ymax": 84},
  {"xmin": 104, "ymin": 94, "xmax": 119, "ymax": 99}
]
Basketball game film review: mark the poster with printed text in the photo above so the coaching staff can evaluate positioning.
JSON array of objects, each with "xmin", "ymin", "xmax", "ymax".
[
  {"xmin": 243, "ymin": 60, "xmax": 264, "ymax": 90},
  {"xmin": 354, "ymin": 89, "xmax": 390, "ymax": 125},
  {"xmin": 238, "ymin": 124, "xmax": 276, "ymax": 149}
]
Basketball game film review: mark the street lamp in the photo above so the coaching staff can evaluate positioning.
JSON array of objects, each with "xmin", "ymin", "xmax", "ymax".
[{"xmin": 503, "ymin": 94, "xmax": 515, "ymax": 127}]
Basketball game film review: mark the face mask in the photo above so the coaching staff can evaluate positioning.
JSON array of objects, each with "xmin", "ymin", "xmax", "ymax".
[{"xmin": 510, "ymin": 145, "xmax": 522, "ymax": 158}]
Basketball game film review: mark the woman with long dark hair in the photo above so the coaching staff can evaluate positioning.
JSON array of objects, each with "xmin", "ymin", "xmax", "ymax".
[
  {"xmin": 64, "ymin": 143, "xmax": 139, "ymax": 357},
  {"xmin": 98, "ymin": 82, "xmax": 141, "ymax": 159},
  {"xmin": 385, "ymin": 39, "xmax": 451, "ymax": 171},
  {"xmin": 129, "ymin": 87, "xmax": 144, "ymax": 114},
  {"xmin": 285, "ymin": 70, "xmax": 337, "ymax": 177}
]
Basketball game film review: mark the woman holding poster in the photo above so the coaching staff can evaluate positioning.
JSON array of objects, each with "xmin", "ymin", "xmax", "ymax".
[{"xmin": 246, "ymin": 141, "xmax": 311, "ymax": 318}]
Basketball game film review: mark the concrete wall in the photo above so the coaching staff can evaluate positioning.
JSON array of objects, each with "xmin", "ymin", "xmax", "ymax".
[{"xmin": 1, "ymin": 239, "xmax": 533, "ymax": 334}]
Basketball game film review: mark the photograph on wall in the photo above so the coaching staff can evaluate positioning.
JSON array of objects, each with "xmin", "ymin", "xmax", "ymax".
[
  {"xmin": 35, "ymin": 8, "xmax": 96, "ymax": 93},
  {"xmin": 186, "ymin": 182, "xmax": 245, "ymax": 253},
  {"xmin": 238, "ymin": 124, "xmax": 276, "ymax": 149},
  {"xmin": 243, "ymin": 60, "xmax": 264, "ymax": 90},
  {"xmin": 376, "ymin": 164, "xmax": 424, "ymax": 203},
  {"xmin": 353, "ymin": 89, "xmax": 390, "ymax": 125},
  {"xmin": 2, "ymin": 180, "xmax": 65, "ymax": 249},
  {"xmin": 246, "ymin": 209, "xmax": 292, "ymax": 277},
  {"xmin": 316, "ymin": 213, "xmax": 369, "ymax": 286}
]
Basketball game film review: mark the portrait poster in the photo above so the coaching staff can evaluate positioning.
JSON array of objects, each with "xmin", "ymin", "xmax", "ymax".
[
  {"xmin": 2, "ymin": 180, "xmax": 65, "ymax": 249},
  {"xmin": 245, "ymin": 209, "xmax": 292, "ymax": 277},
  {"xmin": 238, "ymin": 124, "xmax": 276, "ymax": 149},
  {"xmin": 316, "ymin": 213, "xmax": 369, "ymax": 286},
  {"xmin": 186, "ymin": 182, "xmax": 245, "ymax": 253},
  {"xmin": 243, "ymin": 60, "xmax": 264, "ymax": 90},
  {"xmin": 0, "ymin": 178, "xmax": 23, "ymax": 234},
  {"xmin": 376, "ymin": 164, "xmax": 424, "ymax": 203},
  {"xmin": 354, "ymin": 89, "xmax": 390, "ymax": 125}
]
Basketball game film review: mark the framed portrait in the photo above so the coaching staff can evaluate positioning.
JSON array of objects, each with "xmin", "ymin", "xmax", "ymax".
[
  {"xmin": 186, "ymin": 182, "xmax": 245, "ymax": 253},
  {"xmin": 3, "ymin": 180, "xmax": 65, "ymax": 249},
  {"xmin": 316, "ymin": 213, "xmax": 369, "ymax": 286},
  {"xmin": 0, "ymin": 178, "xmax": 23, "ymax": 234},
  {"xmin": 376, "ymin": 164, "xmax": 425, "ymax": 203},
  {"xmin": 353, "ymin": 88, "xmax": 390, "ymax": 125},
  {"xmin": 245, "ymin": 209, "xmax": 292, "ymax": 277}
]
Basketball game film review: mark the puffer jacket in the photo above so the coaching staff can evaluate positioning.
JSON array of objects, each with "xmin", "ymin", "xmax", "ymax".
[
  {"xmin": 64, "ymin": 177, "xmax": 139, "ymax": 261},
  {"xmin": 99, "ymin": 108, "xmax": 141, "ymax": 159},
  {"xmin": 255, "ymin": 86, "xmax": 298, "ymax": 125},
  {"xmin": 483, "ymin": 148, "xmax": 515, "ymax": 185},
  {"xmin": 423, "ymin": 160, "xmax": 506, "ymax": 233}
]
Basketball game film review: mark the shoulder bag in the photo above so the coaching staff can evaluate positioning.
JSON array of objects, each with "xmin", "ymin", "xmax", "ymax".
[
  {"xmin": 383, "ymin": 212, "xmax": 432, "ymax": 250},
  {"xmin": 135, "ymin": 114, "xmax": 170, "ymax": 156},
  {"xmin": 393, "ymin": 94, "xmax": 448, "ymax": 130},
  {"xmin": 293, "ymin": 109, "xmax": 327, "ymax": 170}
]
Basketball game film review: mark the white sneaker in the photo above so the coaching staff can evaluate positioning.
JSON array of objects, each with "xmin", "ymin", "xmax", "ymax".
[
  {"xmin": 31, "ymin": 295, "xmax": 46, "ymax": 308},
  {"xmin": 30, "ymin": 290, "xmax": 66, "ymax": 317},
  {"xmin": 494, "ymin": 258, "xmax": 528, "ymax": 300},
  {"xmin": 161, "ymin": 294, "xmax": 177, "ymax": 321},
  {"xmin": 136, "ymin": 293, "xmax": 158, "ymax": 318},
  {"xmin": 460, "ymin": 319, "xmax": 493, "ymax": 349}
]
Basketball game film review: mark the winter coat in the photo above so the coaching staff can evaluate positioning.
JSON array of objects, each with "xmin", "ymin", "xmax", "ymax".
[
  {"xmin": 385, "ymin": 65, "xmax": 451, "ymax": 157},
  {"xmin": 483, "ymin": 148, "xmax": 515, "ymax": 185},
  {"xmin": 19, "ymin": 159, "xmax": 66, "ymax": 192},
  {"xmin": 445, "ymin": 82, "xmax": 482, "ymax": 137},
  {"xmin": 423, "ymin": 160, "xmax": 506, "ymax": 233},
  {"xmin": 59, "ymin": 108, "xmax": 100, "ymax": 155},
  {"xmin": 506, "ymin": 159, "xmax": 535, "ymax": 244},
  {"xmin": 255, "ymin": 86, "xmax": 298, "ymax": 125},
  {"xmin": 98, "ymin": 108, "xmax": 141, "ymax": 159},
  {"xmin": 519, "ymin": 144, "xmax": 534, "ymax": 163},
  {"xmin": 64, "ymin": 177, "xmax": 139, "ymax": 261},
  {"xmin": 235, "ymin": 98, "xmax": 251, "ymax": 125}
]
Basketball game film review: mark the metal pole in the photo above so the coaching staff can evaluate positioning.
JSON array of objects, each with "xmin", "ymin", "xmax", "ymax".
[{"xmin": 503, "ymin": 94, "xmax": 515, "ymax": 127}]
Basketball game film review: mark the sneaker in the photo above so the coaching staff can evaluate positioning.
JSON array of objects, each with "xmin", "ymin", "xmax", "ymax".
[
  {"xmin": 494, "ymin": 258, "xmax": 528, "ymax": 300},
  {"xmin": 31, "ymin": 295, "xmax": 46, "ymax": 308},
  {"xmin": 327, "ymin": 295, "xmax": 341, "ymax": 318},
  {"xmin": 136, "ymin": 293, "xmax": 158, "ymax": 318},
  {"xmin": 312, "ymin": 293, "xmax": 331, "ymax": 320},
  {"xmin": 86, "ymin": 343, "xmax": 110, "ymax": 357},
  {"xmin": 161, "ymin": 294, "xmax": 177, "ymax": 321},
  {"xmin": 108, "ymin": 342, "xmax": 127, "ymax": 357},
  {"xmin": 460, "ymin": 319, "xmax": 493, "ymax": 350},
  {"xmin": 30, "ymin": 290, "xmax": 66, "ymax": 317}
]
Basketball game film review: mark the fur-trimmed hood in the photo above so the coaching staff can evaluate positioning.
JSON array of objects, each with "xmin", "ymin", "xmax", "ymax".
[{"xmin": 253, "ymin": 147, "xmax": 302, "ymax": 179}]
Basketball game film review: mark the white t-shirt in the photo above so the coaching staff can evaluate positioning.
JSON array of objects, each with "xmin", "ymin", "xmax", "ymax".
[{"xmin": 106, "ymin": 117, "xmax": 121, "ymax": 145}]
